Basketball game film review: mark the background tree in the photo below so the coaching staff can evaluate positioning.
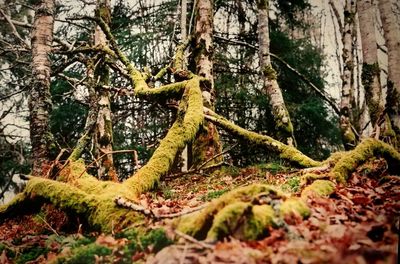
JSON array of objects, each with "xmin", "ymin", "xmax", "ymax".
[
  {"xmin": 189, "ymin": 0, "xmax": 222, "ymax": 167},
  {"xmin": 257, "ymin": 0, "xmax": 295, "ymax": 146},
  {"xmin": 358, "ymin": 0, "xmax": 384, "ymax": 134},
  {"xmin": 378, "ymin": 0, "xmax": 400, "ymax": 148},
  {"xmin": 29, "ymin": 0, "xmax": 56, "ymax": 176},
  {"xmin": 339, "ymin": 0, "xmax": 357, "ymax": 150},
  {"xmin": 93, "ymin": 0, "xmax": 116, "ymax": 181}
]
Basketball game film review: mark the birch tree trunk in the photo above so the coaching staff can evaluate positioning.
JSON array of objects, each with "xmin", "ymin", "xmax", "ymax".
[
  {"xmin": 94, "ymin": 0, "xmax": 116, "ymax": 181},
  {"xmin": 378, "ymin": 0, "xmax": 400, "ymax": 147},
  {"xmin": 190, "ymin": 0, "xmax": 222, "ymax": 167},
  {"xmin": 257, "ymin": 0, "xmax": 295, "ymax": 146},
  {"xmin": 340, "ymin": 0, "xmax": 357, "ymax": 150},
  {"xmin": 180, "ymin": 0, "xmax": 189, "ymax": 171},
  {"xmin": 358, "ymin": 0, "xmax": 384, "ymax": 133},
  {"xmin": 29, "ymin": 0, "xmax": 55, "ymax": 176}
]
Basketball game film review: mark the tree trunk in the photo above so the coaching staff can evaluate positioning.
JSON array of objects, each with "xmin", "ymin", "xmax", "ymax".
[
  {"xmin": 340, "ymin": 0, "xmax": 357, "ymax": 150},
  {"xmin": 257, "ymin": 0, "xmax": 295, "ymax": 146},
  {"xmin": 29, "ymin": 0, "xmax": 55, "ymax": 176},
  {"xmin": 93, "ymin": 0, "xmax": 116, "ymax": 181},
  {"xmin": 180, "ymin": 0, "xmax": 189, "ymax": 171},
  {"xmin": 358, "ymin": 0, "xmax": 384, "ymax": 133},
  {"xmin": 378, "ymin": 0, "xmax": 400, "ymax": 147},
  {"xmin": 190, "ymin": 0, "xmax": 222, "ymax": 167}
]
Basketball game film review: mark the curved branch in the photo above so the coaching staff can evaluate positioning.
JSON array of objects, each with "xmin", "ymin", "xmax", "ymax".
[
  {"xmin": 124, "ymin": 77, "xmax": 204, "ymax": 193},
  {"xmin": 204, "ymin": 108, "xmax": 321, "ymax": 168}
]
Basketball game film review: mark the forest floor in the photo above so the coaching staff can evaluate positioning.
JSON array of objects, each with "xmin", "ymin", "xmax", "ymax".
[{"xmin": 0, "ymin": 160, "xmax": 398, "ymax": 263}]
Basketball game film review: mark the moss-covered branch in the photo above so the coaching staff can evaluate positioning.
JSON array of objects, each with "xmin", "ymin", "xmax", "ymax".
[
  {"xmin": 330, "ymin": 138, "xmax": 400, "ymax": 183},
  {"xmin": 204, "ymin": 108, "xmax": 321, "ymax": 168},
  {"xmin": 177, "ymin": 183, "xmax": 313, "ymax": 241},
  {"xmin": 124, "ymin": 77, "xmax": 204, "ymax": 193},
  {"xmin": 0, "ymin": 176, "xmax": 143, "ymax": 232}
]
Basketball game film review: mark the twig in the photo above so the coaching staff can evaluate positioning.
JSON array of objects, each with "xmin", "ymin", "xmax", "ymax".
[
  {"xmin": 36, "ymin": 214, "xmax": 60, "ymax": 237},
  {"xmin": 156, "ymin": 204, "xmax": 207, "ymax": 219},
  {"xmin": 194, "ymin": 143, "xmax": 238, "ymax": 171},
  {"xmin": 214, "ymin": 35, "xmax": 341, "ymax": 115},
  {"xmin": 79, "ymin": 150, "xmax": 137, "ymax": 178},
  {"xmin": 0, "ymin": 8, "xmax": 30, "ymax": 48},
  {"xmin": 174, "ymin": 230, "xmax": 214, "ymax": 250},
  {"xmin": 115, "ymin": 195, "xmax": 208, "ymax": 219},
  {"xmin": 45, "ymin": 149, "xmax": 67, "ymax": 179}
]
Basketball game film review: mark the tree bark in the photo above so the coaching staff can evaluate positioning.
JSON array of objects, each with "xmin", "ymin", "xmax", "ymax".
[
  {"xmin": 257, "ymin": 0, "xmax": 296, "ymax": 146},
  {"xmin": 378, "ymin": 0, "xmax": 400, "ymax": 147},
  {"xmin": 29, "ymin": 0, "xmax": 55, "ymax": 176},
  {"xmin": 93, "ymin": 0, "xmax": 116, "ymax": 181},
  {"xmin": 358, "ymin": 0, "xmax": 384, "ymax": 132},
  {"xmin": 340, "ymin": 0, "xmax": 357, "ymax": 150},
  {"xmin": 190, "ymin": 0, "xmax": 222, "ymax": 167}
]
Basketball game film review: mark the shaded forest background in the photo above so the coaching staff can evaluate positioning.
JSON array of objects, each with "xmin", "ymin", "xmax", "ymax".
[{"xmin": 0, "ymin": 0, "xmax": 343, "ymax": 198}]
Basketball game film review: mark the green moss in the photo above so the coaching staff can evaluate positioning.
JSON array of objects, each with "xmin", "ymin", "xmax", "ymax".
[
  {"xmin": 301, "ymin": 180, "xmax": 336, "ymax": 199},
  {"xmin": 205, "ymin": 109, "xmax": 321, "ymax": 168},
  {"xmin": 16, "ymin": 246, "xmax": 49, "ymax": 264},
  {"xmin": 241, "ymin": 204, "xmax": 275, "ymax": 240},
  {"xmin": 58, "ymin": 244, "xmax": 112, "ymax": 264},
  {"xmin": 331, "ymin": 138, "xmax": 400, "ymax": 183},
  {"xmin": 206, "ymin": 201, "xmax": 250, "ymax": 241},
  {"xmin": 263, "ymin": 65, "xmax": 277, "ymax": 80},
  {"xmin": 125, "ymin": 77, "xmax": 203, "ymax": 194},
  {"xmin": 140, "ymin": 228, "xmax": 173, "ymax": 252},
  {"xmin": 201, "ymin": 189, "xmax": 228, "ymax": 202},
  {"xmin": 256, "ymin": 162, "xmax": 287, "ymax": 174},
  {"xmin": 14, "ymin": 176, "xmax": 143, "ymax": 232},
  {"xmin": 280, "ymin": 197, "xmax": 310, "ymax": 218},
  {"xmin": 0, "ymin": 243, "xmax": 15, "ymax": 259},
  {"xmin": 281, "ymin": 176, "xmax": 301, "ymax": 193},
  {"xmin": 341, "ymin": 126, "xmax": 356, "ymax": 149},
  {"xmin": 361, "ymin": 62, "xmax": 382, "ymax": 125},
  {"xmin": 178, "ymin": 184, "xmax": 283, "ymax": 240}
]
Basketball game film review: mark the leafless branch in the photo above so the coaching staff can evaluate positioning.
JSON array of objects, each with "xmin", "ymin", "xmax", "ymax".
[
  {"xmin": 0, "ymin": 8, "xmax": 30, "ymax": 48},
  {"xmin": 215, "ymin": 35, "xmax": 341, "ymax": 115}
]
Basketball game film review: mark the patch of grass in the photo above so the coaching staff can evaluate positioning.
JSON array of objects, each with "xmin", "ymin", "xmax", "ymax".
[
  {"xmin": 160, "ymin": 183, "xmax": 176, "ymax": 200},
  {"xmin": 116, "ymin": 228, "xmax": 172, "ymax": 253},
  {"xmin": 140, "ymin": 228, "xmax": 172, "ymax": 252},
  {"xmin": 218, "ymin": 166, "xmax": 241, "ymax": 177},
  {"xmin": 201, "ymin": 189, "xmax": 228, "ymax": 202},
  {"xmin": 281, "ymin": 176, "xmax": 301, "ymax": 193},
  {"xmin": 17, "ymin": 246, "xmax": 49, "ymax": 264},
  {"xmin": 57, "ymin": 244, "xmax": 112, "ymax": 264},
  {"xmin": 256, "ymin": 162, "xmax": 286, "ymax": 174},
  {"xmin": 0, "ymin": 243, "xmax": 15, "ymax": 258}
]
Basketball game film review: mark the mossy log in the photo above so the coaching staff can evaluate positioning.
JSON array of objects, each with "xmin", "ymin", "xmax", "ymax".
[
  {"xmin": 330, "ymin": 138, "xmax": 400, "ymax": 183},
  {"xmin": 204, "ymin": 108, "xmax": 321, "ymax": 167},
  {"xmin": 176, "ymin": 183, "xmax": 313, "ymax": 241},
  {"xmin": 0, "ymin": 77, "xmax": 204, "ymax": 232}
]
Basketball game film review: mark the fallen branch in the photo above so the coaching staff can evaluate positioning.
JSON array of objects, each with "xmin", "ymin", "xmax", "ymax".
[
  {"xmin": 114, "ymin": 195, "xmax": 208, "ymax": 219},
  {"xmin": 174, "ymin": 230, "xmax": 214, "ymax": 250},
  {"xmin": 204, "ymin": 108, "xmax": 321, "ymax": 168}
]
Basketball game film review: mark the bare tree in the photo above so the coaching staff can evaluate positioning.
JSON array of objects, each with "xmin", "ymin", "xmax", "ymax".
[
  {"xmin": 358, "ymin": 0, "xmax": 385, "ymax": 134},
  {"xmin": 93, "ymin": 0, "xmax": 116, "ymax": 181},
  {"xmin": 29, "ymin": 0, "xmax": 55, "ymax": 176},
  {"xmin": 340, "ymin": 0, "xmax": 357, "ymax": 150},
  {"xmin": 257, "ymin": 0, "xmax": 295, "ymax": 146},
  {"xmin": 378, "ymin": 0, "xmax": 400, "ymax": 147},
  {"xmin": 190, "ymin": 0, "xmax": 222, "ymax": 167}
]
